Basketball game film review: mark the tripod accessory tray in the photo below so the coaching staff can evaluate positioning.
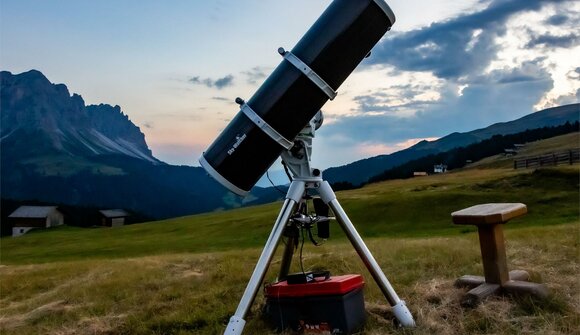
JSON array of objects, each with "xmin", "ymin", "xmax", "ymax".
[{"xmin": 264, "ymin": 274, "xmax": 366, "ymax": 334}]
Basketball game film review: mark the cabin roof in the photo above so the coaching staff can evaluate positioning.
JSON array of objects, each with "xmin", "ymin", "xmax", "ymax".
[
  {"xmin": 8, "ymin": 206, "xmax": 59, "ymax": 218},
  {"xmin": 99, "ymin": 209, "xmax": 130, "ymax": 218}
]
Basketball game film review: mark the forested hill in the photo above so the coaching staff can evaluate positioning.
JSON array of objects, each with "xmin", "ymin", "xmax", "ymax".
[
  {"xmin": 324, "ymin": 103, "xmax": 580, "ymax": 186},
  {"xmin": 368, "ymin": 121, "xmax": 579, "ymax": 185}
]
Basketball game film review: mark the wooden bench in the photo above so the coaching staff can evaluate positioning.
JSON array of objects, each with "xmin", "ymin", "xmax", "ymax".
[{"xmin": 452, "ymin": 203, "xmax": 549, "ymax": 307}]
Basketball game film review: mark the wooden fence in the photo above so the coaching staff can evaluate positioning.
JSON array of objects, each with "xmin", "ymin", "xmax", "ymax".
[{"xmin": 514, "ymin": 148, "xmax": 580, "ymax": 169}]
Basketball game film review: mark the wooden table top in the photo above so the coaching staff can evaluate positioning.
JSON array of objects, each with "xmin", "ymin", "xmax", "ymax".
[{"xmin": 452, "ymin": 203, "xmax": 527, "ymax": 225}]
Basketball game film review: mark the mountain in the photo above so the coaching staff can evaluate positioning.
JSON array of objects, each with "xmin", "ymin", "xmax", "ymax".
[
  {"xmin": 1, "ymin": 70, "xmax": 156, "ymax": 162},
  {"xmin": 323, "ymin": 103, "xmax": 580, "ymax": 186},
  {"xmin": 1, "ymin": 70, "xmax": 281, "ymax": 219}
]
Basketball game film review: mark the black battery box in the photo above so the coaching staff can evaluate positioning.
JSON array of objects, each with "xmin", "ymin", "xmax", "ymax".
[{"xmin": 264, "ymin": 274, "xmax": 365, "ymax": 334}]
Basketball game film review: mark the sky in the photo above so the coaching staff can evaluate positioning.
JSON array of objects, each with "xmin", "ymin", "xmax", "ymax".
[{"xmin": 1, "ymin": 0, "xmax": 579, "ymax": 173}]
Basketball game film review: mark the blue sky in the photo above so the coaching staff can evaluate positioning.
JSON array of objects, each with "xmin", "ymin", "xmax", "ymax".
[{"xmin": 1, "ymin": 0, "xmax": 579, "ymax": 171}]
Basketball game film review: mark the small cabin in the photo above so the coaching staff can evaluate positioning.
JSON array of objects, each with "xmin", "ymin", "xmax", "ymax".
[
  {"xmin": 504, "ymin": 148, "xmax": 518, "ymax": 156},
  {"xmin": 99, "ymin": 209, "xmax": 129, "ymax": 227},
  {"xmin": 9, "ymin": 206, "xmax": 64, "ymax": 237},
  {"xmin": 433, "ymin": 164, "xmax": 447, "ymax": 173},
  {"xmin": 413, "ymin": 172, "xmax": 428, "ymax": 177}
]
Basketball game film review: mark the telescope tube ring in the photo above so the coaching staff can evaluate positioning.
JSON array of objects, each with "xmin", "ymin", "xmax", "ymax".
[
  {"xmin": 240, "ymin": 103, "xmax": 294, "ymax": 150},
  {"xmin": 199, "ymin": 154, "xmax": 249, "ymax": 196},
  {"xmin": 278, "ymin": 48, "xmax": 338, "ymax": 100}
]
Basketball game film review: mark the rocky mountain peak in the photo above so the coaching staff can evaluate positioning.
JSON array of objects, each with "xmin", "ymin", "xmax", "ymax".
[{"xmin": 0, "ymin": 70, "xmax": 157, "ymax": 163}]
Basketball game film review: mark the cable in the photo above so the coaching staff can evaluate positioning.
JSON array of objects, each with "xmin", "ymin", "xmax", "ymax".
[
  {"xmin": 266, "ymin": 170, "xmax": 286, "ymax": 195},
  {"xmin": 281, "ymin": 160, "xmax": 293, "ymax": 182},
  {"xmin": 307, "ymin": 224, "xmax": 324, "ymax": 246},
  {"xmin": 299, "ymin": 225, "xmax": 306, "ymax": 275}
]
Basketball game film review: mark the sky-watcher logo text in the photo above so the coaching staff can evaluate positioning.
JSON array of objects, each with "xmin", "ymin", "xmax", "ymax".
[{"xmin": 227, "ymin": 134, "xmax": 247, "ymax": 155}]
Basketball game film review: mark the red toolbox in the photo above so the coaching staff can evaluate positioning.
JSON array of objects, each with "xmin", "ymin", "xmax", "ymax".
[{"xmin": 264, "ymin": 274, "xmax": 365, "ymax": 334}]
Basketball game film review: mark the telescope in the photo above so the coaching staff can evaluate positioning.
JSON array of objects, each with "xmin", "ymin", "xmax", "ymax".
[
  {"xmin": 200, "ymin": 0, "xmax": 397, "ymax": 196},
  {"xmin": 199, "ymin": 0, "xmax": 415, "ymax": 333}
]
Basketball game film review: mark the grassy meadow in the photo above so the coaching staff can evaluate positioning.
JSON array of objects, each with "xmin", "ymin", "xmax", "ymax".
[{"xmin": 1, "ymin": 134, "xmax": 579, "ymax": 334}]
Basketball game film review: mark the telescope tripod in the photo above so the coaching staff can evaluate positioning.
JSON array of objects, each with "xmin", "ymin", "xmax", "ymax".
[{"xmin": 225, "ymin": 159, "xmax": 414, "ymax": 334}]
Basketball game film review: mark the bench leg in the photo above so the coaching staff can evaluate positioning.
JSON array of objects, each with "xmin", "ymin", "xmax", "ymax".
[
  {"xmin": 461, "ymin": 283, "xmax": 501, "ymax": 307},
  {"xmin": 455, "ymin": 270, "xmax": 530, "ymax": 289},
  {"xmin": 503, "ymin": 281, "xmax": 549, "ymax": 299},
  {"xmin": 477, "ymin": 224, "xmax": 509, "ymax": 285}
]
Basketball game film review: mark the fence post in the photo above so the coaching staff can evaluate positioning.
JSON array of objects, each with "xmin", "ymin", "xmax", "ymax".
[{"xmin": 570, "ymin": 150, "xmax": 574, "ymax": 165}]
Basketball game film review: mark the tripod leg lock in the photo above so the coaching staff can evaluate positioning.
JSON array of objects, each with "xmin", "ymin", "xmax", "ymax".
[
  {"xmin": 392, "ymin": 300, "xmax": 415, "ymax": 327},
  {"xmin": 287, "ymin": 181, "xmax": 306, "ymax": 202},
  {"xmin": 224, "ymin": 316, "xmax": 246, "ymax": 335},
  {"xmin": 318, "ymin": 181, "xmax": 336, "ymax": 203}
]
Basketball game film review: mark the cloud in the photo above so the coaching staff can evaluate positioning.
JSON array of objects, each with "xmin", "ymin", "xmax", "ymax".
[
  {"xmin": 470, "ymin": 59, "xmax": 551, "ymax": 84},
  {"xmin": 211, "ymin": 96, "xmax": 231, "ymax": 102},
  {"xmin": 241, "ymin": 66, "xmax": 269, "ymax": 84},
  {"xmin": 545, "ymin": 13, "xmax": 569, "ymax": 26},
  {"xmin": 352, "ymin": 83, "xmax": 441, "ymax": 114},
  {"xmin": 322, "ymin": 66, "xmax": 553, "ymax": 145},
  {"xmin": 213, "ymin": 75, "xmax": 234, "ymax": 89},
  {"xmin": 568, "ymin": 67, "xmax": 580, "ymax": 80},
  {"xmin": 189, "ymin": 74, "xmax": 234, "ymax": 89},
  {"xmin": 312, "ymin": 0, "xmax": 577, "ymax": 166},
  {"xmin": 353, "ymin": 93, "xmax": 438, "ymax": 114},
  {"xmin": 526, "ymin": 33, "xmax": 580, "ymax": 48},
  {"xmin": 367, "ymin": 0, "xmax": 558, "ymax": 79},
  {"xmin": 211, "ymin": 96, "xmax": 237, "ymax": 105},
  {"xmin": 550, "ymin": 88, "xmax": 580, "ymax": 106}
]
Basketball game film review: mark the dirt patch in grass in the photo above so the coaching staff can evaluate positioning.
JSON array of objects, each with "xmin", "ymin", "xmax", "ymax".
[{"xmin": 180, "ymin": 269, "xmax": 204, "ymax": 278}]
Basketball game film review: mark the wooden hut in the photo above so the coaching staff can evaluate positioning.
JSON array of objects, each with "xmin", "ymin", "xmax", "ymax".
[
  {"xmin": 99, "ymin": 209, "xmax": 129, "ymax": 227},
  {"xmin": 9, "ymin": 206, "xmax": 64, "ymax": 237}
]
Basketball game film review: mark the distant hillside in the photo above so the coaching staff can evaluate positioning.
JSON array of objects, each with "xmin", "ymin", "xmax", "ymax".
[
  {"xmin": 368, "ymin": 122, "xmax": 579, "ymax": 184},
  {"xmin": 0, "ymin": 70, "xmax": 281, "ymax": 219},
  {"xmin": 324, "ymin": 103, "xmax": 580, "ymax": 186}
]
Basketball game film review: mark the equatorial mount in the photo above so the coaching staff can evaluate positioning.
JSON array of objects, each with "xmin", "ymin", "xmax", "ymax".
[{"xmin": 280, "ymin": 110, "xmax": 324, "ymax": 181}]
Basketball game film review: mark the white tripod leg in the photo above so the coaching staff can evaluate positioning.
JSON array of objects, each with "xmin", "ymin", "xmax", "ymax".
[
  {"xmin": 318, "ymin": 181, "xmax": 415, "ymax": 327},
  {"xmin": 224, "ymin": 181, "xmax": 305, "ymax": 335}
]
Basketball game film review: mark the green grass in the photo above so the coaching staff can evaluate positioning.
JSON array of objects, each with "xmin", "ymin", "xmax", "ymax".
[
  {"xmin": 1, "ymin": 224, "xmax": 578, "ymax": 334},
  {"xmin": 24, "ymin": 155, "xmax": 125, "ymax": 177},
  {"xmin": 1, "ymin": 166, "xmax": 578, "ymax": 264},
  {"xmin": 0, "ymin": 156, "xmax": 578, "ymax": 334}
]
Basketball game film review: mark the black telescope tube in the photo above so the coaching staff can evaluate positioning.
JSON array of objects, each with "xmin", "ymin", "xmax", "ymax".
[{"xmin": 200, "ymin": 0, "xmax": 395, "ymax": 196}]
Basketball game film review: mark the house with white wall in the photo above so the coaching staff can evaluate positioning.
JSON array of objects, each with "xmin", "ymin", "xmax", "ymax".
[{"xmin": 9, "ymin": 206, "xmax": 64, "ymax": 237}]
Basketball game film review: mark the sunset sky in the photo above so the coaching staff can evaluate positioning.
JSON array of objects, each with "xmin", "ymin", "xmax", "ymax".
[{"xmin": 2, "ymin": 0, "xmax": 579, "ymax": 170}]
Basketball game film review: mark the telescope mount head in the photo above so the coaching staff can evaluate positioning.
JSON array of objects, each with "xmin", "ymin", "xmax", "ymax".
[{"xmin": 280, "ymin": 111, "xmax": 323, "ymax": 181}]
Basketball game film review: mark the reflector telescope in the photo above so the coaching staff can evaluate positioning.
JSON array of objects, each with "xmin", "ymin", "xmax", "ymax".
[{"xmin": 199, "ymin": 0, "xmax": 395, "ymax": 195}]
